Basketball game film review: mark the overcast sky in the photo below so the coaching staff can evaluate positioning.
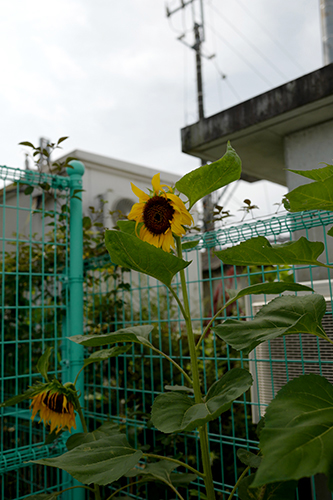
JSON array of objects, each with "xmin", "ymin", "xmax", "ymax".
[{"xmin": 0, "ymin": 0, "xmax": 324, "ymax": 218}]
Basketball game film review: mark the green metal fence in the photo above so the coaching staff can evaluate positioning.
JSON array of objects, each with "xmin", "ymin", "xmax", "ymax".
[
  {"xmin": 1, "ymin": 161, "xmax": 333, "ymax": 500},
  {"xmin": 0, "ymin": 162, "xmax": 85, "ymax": 500}
]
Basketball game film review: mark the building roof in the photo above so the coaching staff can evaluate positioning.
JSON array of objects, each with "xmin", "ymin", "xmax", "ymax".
[
  {"xmin": 181, "ymin": 63, "xmax": 333, "ymax": 186},
  {"xmin": 57, "ymin": 149, "xmax": 179, "ymax": 186}
]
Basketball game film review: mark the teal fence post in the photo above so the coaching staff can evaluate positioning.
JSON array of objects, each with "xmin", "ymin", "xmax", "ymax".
[{"xmin": 62, "ymin": 160, "xmax": 86, "ymax": 500}]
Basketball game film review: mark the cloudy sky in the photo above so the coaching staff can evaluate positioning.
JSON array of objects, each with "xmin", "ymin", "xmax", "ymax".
[{"xmin": 0, "ymin": 0, "xmax": 323, "ymax": 217}]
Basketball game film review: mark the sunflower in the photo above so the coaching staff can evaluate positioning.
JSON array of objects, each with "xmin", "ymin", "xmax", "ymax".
[
  {"xmin": 128, "ymin": 173, "xmax": 193, "ymax": 252},
  {"xmin": 30, "ymin": 381, "xmax": 77, "ymax": 434}
]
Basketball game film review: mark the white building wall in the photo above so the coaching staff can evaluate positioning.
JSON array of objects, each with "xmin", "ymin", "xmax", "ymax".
[{"xmin": 284, "ymin": 120, "xmax": 333, "ymax": 280}]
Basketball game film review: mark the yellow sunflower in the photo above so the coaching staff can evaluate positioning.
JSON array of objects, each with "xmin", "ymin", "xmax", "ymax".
[
  {"xmin": 30, "ymin": 383, "xmax": 77, "ymax": 434},
  {"xmin": 128, "ymin": 173, "xmax": 193, "ymax": 252}
]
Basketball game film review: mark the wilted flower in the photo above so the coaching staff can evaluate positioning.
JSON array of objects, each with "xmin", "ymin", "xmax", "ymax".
[
  {"xmin": 30, "ymin": 381, "xmax": 77, "ymax": 434},
  {"xmin": 128, "ymin": 173, "xmax": 193, "ymax": 252}
]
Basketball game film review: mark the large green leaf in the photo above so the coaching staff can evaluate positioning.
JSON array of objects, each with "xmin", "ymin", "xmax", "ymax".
[
  {"xmin": 66, "ymin": 421, "xmax": 122, "ymax": 451},
  {"xmin": 252, "ymin": 374, "xmax": 333, "ymax": 490},
  {"xmin": 223, "ymin": 281, "xmax": 313, "ymax": 311},
  {"xmin": 37, "ymin": 347, "xmax": 53, "ymax": 381},
  {"xmin": 283, "ymin": 175, "xmax": 333, "ymax": 212},
  {"xmin": 213, "ymin": 294, "xmax": 328, "ymax": 354},
  {"xmin": 175, "ymin": 142, "xmax": 241, "ymax": 209},
  {"xmin": 151, "ymin": 368, "xmax": 252, "ymax": 433},
  {"xmin": 214, "ymin": 236, "xmax": 329, "ymax": 268},
  {"xmin": 116, "ymin": 220, "xmax": 137, "ymax": 235},
  {"xmin": 238, "ymin": 474, "xmax": 297, "ymax": 500},
  {"xmin": 105, "ymin": 230, "xmax": 190, "ymax": 287},
  {"xmin": 83, "ymin": 345, "xmax": 131, "ymax": 367},
  {"xmin": 31, "ymin": 434, "xmax": 143, "ymax": 485},
  {"xmin": 288, "ymin": 164, "xmax": 333, "ymax": 181},
  {"xmin": 70, "ymin": 325, "xmax": 154, "ymax": 348}
]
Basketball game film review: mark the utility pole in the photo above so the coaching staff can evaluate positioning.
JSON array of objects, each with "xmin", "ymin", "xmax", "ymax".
[
  {"xmin": 166, "ymin": 0, "xmax": 215, "ymax": 231},
  {"xmin": 194, "ymin": 22, "xmax": 205, "ymax": 120},
  {"xmin": 320, "ymin": 0, "xmax": 333, "ymax": 64}
]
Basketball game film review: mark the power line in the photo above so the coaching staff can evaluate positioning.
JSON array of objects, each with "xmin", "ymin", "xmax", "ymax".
[
  {"xmin": 234, "ymin": 0, "xmax": 307, "ymax": 73},
  {"xmin": 206, "ymin": 20, "xmax": 275, "ymax": 87},
  {"xmin": 207, "ymin": 2, "xmax": 291, "ymax": 81}
]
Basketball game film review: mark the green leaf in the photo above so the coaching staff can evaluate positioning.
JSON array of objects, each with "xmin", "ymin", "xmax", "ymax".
[
  {"xmin": 70, "ymin": 325, "xmax": 154, "ymax": 348},
  {"xmin": 24, "ymin": 185, "xmax": 34, "ymax": 195},
  {"xmin": 37, "ymin": 347, "xmax": 53, "ymax": 381},
  {"xmin": 151, "ymin": 368, "xmax": 252, "ymax": 433},
  {"xmin": 105, "ymin": 230, "xmax": 190, "ymax": 287},
  {"xmin": 182, "ymin": 239, "xmax": 200, "ymax": 250},
  {"xmin": 214, "ymin": 236, "xmax": 330, "ymax": 268},
  {"xmin": 327, "ymin": 227, "xmax": 333, "ymax": 238},
  {"xmin": 126, "ymin": 460, "xmax": 197, "ymax": 489},
  {"xmin": 39, "ymin": 182, "xmax": 51, "ymax": 191},
  {"xmin": 283, "ymin": 176, "xmax": 333, "ymax": 212},
  {"xmin": 57, "ymin": 136, "xmax": 69, "ymax": 145},
  {"xmin": 175, "ymin": 142, "xmax": 241, "ymax": 209},
  {"xmin": 19, "ymin": 141, "xmax": 35, "ymax": 148},
  {"xmin": 256, "ymin": 418, "xmax": 265, "ymax": 439},
  {"xmin": 83, "ymin": 345, "xmax": 131, "ymax": 367},
  {"xmin": 170, "ymin": 472, "xmax": 197, "ymax": 487},
  {"xmin": 0, "ymin": 383, "xmax": 44, "ymax": 407},
  {"xmin": 213, "ymin": 294, "xmax": 328, "ymax": 354},
  {"xmin": 116, "ymin": 220, "xmax": 137, "ymax": 235},
  {"xmin": 223, "ymin": 281, "xmax": 313, "ymax": 311},
  {"xmin": 82, "ymin": 216, "xmax": 92, "ymax": 229},
  {"xmin": 252, "ymin": 374, "xmax": 333, "ymax": 490},
  {"xmin": 164, "ymin": 385, "xmax": 194, "ymax": 394},
  {"xmin": 126, "ymin": 460, "xmax": 178, "ymax": 482},
  {"xmin": 288, "ymin": 164, "xmax": 333, "ymax": 181},
  {"xmin": 66, "ymin": 421, "xmax": 122, "ymax": 451},
  {"xmin": 238, "ymin": 474, "xmax": 297, "ymax": 500},
  {"xmin": 31, "ymin": 434, "xmax": 143, "ymax": 485},
  {"xmin": 237, "ymin": 449, "xmax": 262, "ymax": 469}
]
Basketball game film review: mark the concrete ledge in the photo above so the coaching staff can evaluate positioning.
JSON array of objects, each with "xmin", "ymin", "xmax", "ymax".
[{"xmin": 181, "ymin": 64, "xmax": 333, "ymax": 185}]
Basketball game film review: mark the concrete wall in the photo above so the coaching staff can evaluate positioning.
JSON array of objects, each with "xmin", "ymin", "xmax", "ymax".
[
  {"xmin": 284, "ymin": 120, "xmax": 333, "ymax": 280},
  {"xmin": 285, "ymin": 120, "xmax": 333, "ymax": 190}
]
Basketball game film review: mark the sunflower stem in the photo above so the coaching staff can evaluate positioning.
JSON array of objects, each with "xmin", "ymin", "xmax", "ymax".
[
  {"xmin": 53, "ymin": 485, "xmax": 95, "ymax": 496},
  {"xmin": 175, "ymin": 236, "xmax": 216, "ymax": 500},
  {"xmin": 226, "ymin": 465, "xmax": 251, "ymax": 500}
]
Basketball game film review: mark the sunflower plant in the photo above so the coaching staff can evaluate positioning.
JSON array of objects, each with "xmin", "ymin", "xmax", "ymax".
[{"xmin": 4, "ymin": 143, "xmax": 333, "ymax": 500}]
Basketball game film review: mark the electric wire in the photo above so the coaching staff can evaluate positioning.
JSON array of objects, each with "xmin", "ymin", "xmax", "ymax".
[
  {"xmin": 235, "ymin": 0, "xmax": 307, "ymax": 73},
  {"xmin": 205, "ymin": 0, "xmax": 242, "ymax": 104},
  {"xmin": 207, "ymin": 2, "xmax": 291, "ymax": 81},
  {"xmin": 206, "ymin": 21, "xmax": 275, "ymax": 87}
]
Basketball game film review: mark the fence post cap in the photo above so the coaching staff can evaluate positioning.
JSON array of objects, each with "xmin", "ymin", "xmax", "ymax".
[{"xmin": 67, "ymin": 160, "xmax": 85, "ymax": 176}]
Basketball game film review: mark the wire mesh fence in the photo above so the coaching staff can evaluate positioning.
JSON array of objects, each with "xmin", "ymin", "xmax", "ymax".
[
  {"xmin": 0, "ymin": 165, "xmax": 72, "ymax": 499},
  {"xmin": 1, "ymin": 162, "xmax": 333, "ymax": 499}
]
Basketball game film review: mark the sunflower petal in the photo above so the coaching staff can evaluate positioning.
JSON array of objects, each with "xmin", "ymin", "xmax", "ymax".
[
  {"xmin": 131, "ymin": 183, "xmax": 150, "ymax": 202},
  {"xmin": 151, "ymin": 173, "xmax": 162, "ymax": 194}
]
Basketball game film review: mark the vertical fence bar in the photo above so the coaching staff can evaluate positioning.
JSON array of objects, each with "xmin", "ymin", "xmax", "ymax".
[{"xmin": 64, "ymin": 160, "xmax": 85, "ymax": 500}]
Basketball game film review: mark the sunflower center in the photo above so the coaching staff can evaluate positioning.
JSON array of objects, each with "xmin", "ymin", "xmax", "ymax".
[
  {"xmin": 43, "ymin": 392, "xmax": 69, "ymax": 414},
  {"xmin": 143, "ymin": 196, "xmax": 175, "ymax": 235}
]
